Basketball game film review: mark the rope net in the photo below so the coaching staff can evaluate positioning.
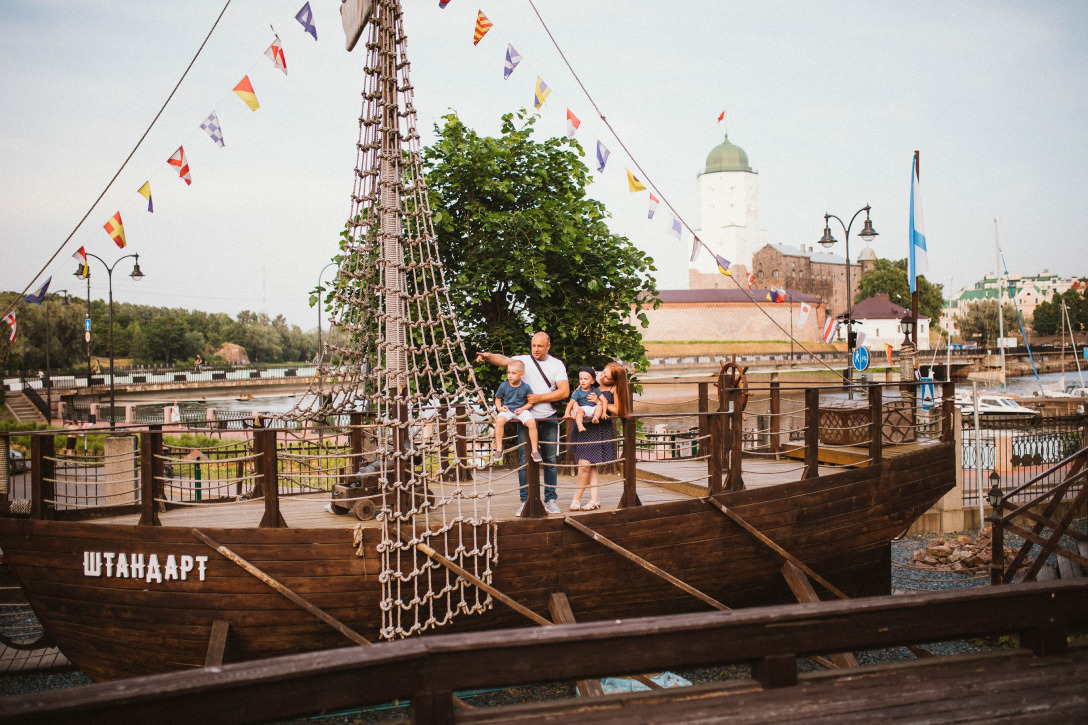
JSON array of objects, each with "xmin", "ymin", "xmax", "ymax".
[{"xmin": 276, "ymin": 0, "xmax": 495, "ymax": 641}]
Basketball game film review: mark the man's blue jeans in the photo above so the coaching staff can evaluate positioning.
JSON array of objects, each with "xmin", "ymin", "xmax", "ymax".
[{"xmin": 517, "ymin": 419, "xmax": 558, "ymax": 503}]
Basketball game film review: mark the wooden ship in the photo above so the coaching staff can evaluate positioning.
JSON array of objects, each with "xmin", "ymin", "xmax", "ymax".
[{"xmin": 0, "ymin": 0, "xmax": 956, "ymax": 683}]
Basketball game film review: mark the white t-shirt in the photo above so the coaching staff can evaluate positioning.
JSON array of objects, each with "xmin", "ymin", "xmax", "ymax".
[{"xmin": 512, "ymin": 353, "xmax": 567, "ymax": 418}]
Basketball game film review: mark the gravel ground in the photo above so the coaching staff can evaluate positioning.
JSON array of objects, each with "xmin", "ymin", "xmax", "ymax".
[{"xmin": 1, "ymin": 522, "xmax": 1084, "ymax": 722}]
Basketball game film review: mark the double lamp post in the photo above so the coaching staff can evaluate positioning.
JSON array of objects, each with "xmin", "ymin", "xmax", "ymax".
[{"xmin": 818, "ymin": 205, "xmax": 878, "ymax": 385}]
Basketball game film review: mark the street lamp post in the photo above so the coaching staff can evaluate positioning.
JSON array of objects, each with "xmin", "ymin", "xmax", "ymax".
[
  {"xmin": 81, "ymin": 252, "xmax": 145, "ymax": 430},
  {"xmin": 315, "ymin": 261, "xmax": 338, "ymax": 357},
  {"xmin": 42, "ymin": 290, "xmax": 71, "ymax": 418},
  {"xmin": 818, "ymin": 205, "xmax": 878, "ymax": 387}
]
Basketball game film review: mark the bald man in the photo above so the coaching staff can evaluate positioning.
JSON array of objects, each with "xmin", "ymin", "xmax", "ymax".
[{"xmin": 477, "ymin": 332, "xmax": 569, "ymax": 515}]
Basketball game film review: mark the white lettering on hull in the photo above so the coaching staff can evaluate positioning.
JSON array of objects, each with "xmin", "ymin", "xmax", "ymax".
[{"xmin": 81, "ymin": 552, "xmax": 209, "ymax": 582}]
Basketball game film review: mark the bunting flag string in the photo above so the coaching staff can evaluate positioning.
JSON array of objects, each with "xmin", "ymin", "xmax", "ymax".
[
  {"xmin": 533, "ymin": 76, "xmax": 551, "ymax": 109},
  {"xmin": 296, "ymin": 3, "xmax": 317, "ymax": 40},
  {"xmin": 714, "ymin": 254, "xmax": 732, "ymax": 276},
  {"xmin": 689, "ymin": 238, "xmax": 700, "ymax": 262},
  {"xmin": 233, "ymin": 75, "xmax": 260, "ymax": 111},
  {"xmin": 200, "ymin": 111, "xmax": 225, "ymax": 147},
  {"xmin": 4, "ymin": 313, "xmax": 16, "ymax": 343},
  {"xmin": 885, "ymin": 343, "xmax": 894, "ymax": 366},
  {"xmin": 647, "ymin": 193, "xmax": 659, "ymax": 219},
  {"xmin": 138, "ymin": 182, "xmax": 153, "ymax": 213},
  {"xmin": 103, "ymin": 212, "xmax": 127, "ymax": 249},
  {"xmin": 503, "ymin": 44, "xmax": 522, "ymax": 79},
  {"xmin": 473, "ymin": 11, "xmax": 493, "ymax": 45},
  {"xmin": 565, "ymin": 108, "xmax": 580, "ymax": 138},
  {"xmin": 440, "ymin": 0, "xmax": 453, "ymax": 7},
  {"xmin": 24, "ymin": 277, "xmax": 51, "ymax": 306},
  {"xmin": 626, "ymin": 169, "xmax": 645, "ymax": 193},
  {"xmin": 265, "ymin": 36, "xmax": 288, "ymax": 74},
  {"xmin": 595, "ymin": 141, "xmax": 609, "ymax": 173},
  {"xmin": 744, "ymin": 272, "xmax": 755, "ymax": 290},
  {"xmin": 167, "ymin": 146, "xmax": 192, "ymax": 185},
  {"xmin": 857, "ymin": 331, "xmax": 867, "ymax": 349}
]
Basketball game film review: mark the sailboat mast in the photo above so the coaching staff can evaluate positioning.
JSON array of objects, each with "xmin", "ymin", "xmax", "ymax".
[{"xmin": 995, "ymin": 219, "xmax": 1006, "ymax": 391}]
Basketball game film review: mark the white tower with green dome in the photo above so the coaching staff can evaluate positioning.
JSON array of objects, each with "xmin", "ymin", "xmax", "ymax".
[{"xmin": 689, "ymin": 133, "xmax": 762, "ymax": 289}]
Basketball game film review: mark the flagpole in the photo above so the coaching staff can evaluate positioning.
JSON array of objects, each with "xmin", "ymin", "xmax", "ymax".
[{"xmin": 911, "ymin": 150, "xmax": 920, "ymax": 348}]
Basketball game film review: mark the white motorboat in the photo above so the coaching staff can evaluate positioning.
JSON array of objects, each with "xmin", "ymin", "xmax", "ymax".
[{"xmin": 954, "ymin": 392, "xmax": 1039, "ymax": 419}]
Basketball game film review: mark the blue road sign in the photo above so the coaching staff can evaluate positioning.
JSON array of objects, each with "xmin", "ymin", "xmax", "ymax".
[
  {"xmin": 84, "ymin": 318, "xmax": 91, "ymax": 331},
  {"xmin": 852, "ymin": 346, "xmax": 870, "ymax": 372}
]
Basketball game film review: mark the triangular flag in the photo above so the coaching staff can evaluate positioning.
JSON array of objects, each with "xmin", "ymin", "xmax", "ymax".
[
  {"xmin": 296, "ymin": 2, "xmax": 317, "ymax": 40},
  {"xmin": 668, "ymin": 216, "xmax": 682, "ymax": 241},
  {"xmin": 595, "ymin": 141, "xmax": 610, "ymax": 173},
  {"xmin": 647, "ymin": 193, "xmax": 659, "ymax": 219},
  {"xmin": 766, "ymin": 288, "xmax": 786, "ymax": 303},
  {"xmin": 885, "ymin": 343, "xmax": 894, "ymax": 366},
  {"xmin": 798, "ymin": 302, "xmax": 811, "ymax": 328},
  {"xmin": 823, "ymin": 316, "xmax": 840, "ymax": 343},
  {"xmin": 533, "ymin": 77, "xmax": 551, "ymax": 109},
  {"xmin": 138, "ymin": 181, "xmax": 153, "ymax": 213},
  {"xmin": 200, "ymin": 111, "xmax": 225, "ymax": 147},
  {"xmin": 439, "ymin": 0, "xmax": 452, "ymax": 7},
  {"xmin": 689, "ymin": 238, "xmax": 700, "ymax": 261},
  {"xmin": 233, "ymin": 75, "xmax": 259, "ymax": 111},
  {"xmin": 714, "ymin": 254, "xmax": 732, "ymax": 276},
  {"xmin": 24, "ymin": 277, "xmax": 51, "ymax": 306},
  {"xmin": 4, "ymin": 312, "xmax": 16, "ymax": 343},
  {"xmin": 167, "ymin": 146, "xmax": 192, "ymax": 185},
  {"xmin": 744, "ymin": 272, "xmax": 755, "ymax": 290},
  {"xmin": 73, "ymin": 247, "xmax": 89, "ymax": 278},
  {"xmin": 503, "ymin": 44, "xmax": 522, "ymax": 79},
  {"xmin": 473, "ymin": 11, "xmax": 492, "ymax": 45},
  {"xmin": 103, "ymin": 211, "xmax": 127, "ymax": 249},
  {"xmin": 566, "ymin": 109, "xmax": 580, "ymax": 139},
  {"xmin": 626, "ymin": 169, "xmax": 646, "ymax": 193},
  {"xmin": 717, "ymin": 110, "xmax": 726, "ymax": 123},
  {"xmin": 856, "ymin": 331, "xmax": 867, "ymax": 348},
  {"xmin": 265, "ymin": 36, "xmax": 287, "ymax": 74}
]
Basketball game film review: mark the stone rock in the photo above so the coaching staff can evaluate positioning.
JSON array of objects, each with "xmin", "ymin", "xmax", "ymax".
[{"xmin": 927, "ymin": 545, "xmax": 953, "ymax": 558}]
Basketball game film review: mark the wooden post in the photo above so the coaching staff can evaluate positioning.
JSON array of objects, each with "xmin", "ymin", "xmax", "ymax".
[
  {"xmin": 410, "ymin": 690, "xmax": 456, "ymax": 725},
  {"xmin": 522, "ymin": 444, "xmax": 544, "ymax": 518},
  {"xmin": 769, "ymin": 381, "xmax": 781, "ymax": 454},
  {"xmin": 728, "ymin": 388, "xmax": 744, "ymax": 492},
  {"xmin": 454, "ymin": 405, "xmax": 470, "ymax": 480},
  {"xmin": 0, "ymin": 433, "xmax": 9, "ymax": 507},
  {"xmin": 349, "ymin": 411, "xmax": 364, "ymax": 468},
  {"xmin": 941, "ymin": 381, "xmax": 956, "ymax": 443},
  {"xmin": 257, "ymin": 429, "xmax": 285, "ymax": 528},
  {"xmin": 868, "ymin": 385, "xmax": 883, "ymax": 465},
  {"xmin": 619, "ymin": 417, "xmax": 641, "ymax": 508},
  {"xmin": 548, "ymin": 593, "xmax": 605, "ymax": 698},
  {"xmin": 138, "ymin": 427, "xmax": 164, "ymax": 526},
  {"xmin": 990, "ymin": 498, "xmax": 1005, "ymax": 585},
  {"xmin": 30, "ymin": 433, "xmax": 54, "ymax": 520},
  {"xmin": 802, "ymin": 388, "xmax": 819, "ymax": 479}
]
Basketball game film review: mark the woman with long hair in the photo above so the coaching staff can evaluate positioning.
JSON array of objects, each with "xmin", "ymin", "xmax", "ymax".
[{"xmin": 567, "ymin": 362, "xmax": 628, "ymax": 510}]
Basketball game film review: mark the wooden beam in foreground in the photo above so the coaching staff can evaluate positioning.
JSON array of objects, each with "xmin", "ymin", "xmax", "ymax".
[{"xmin": 780, "ymin": 562, "xmax": 858, "ymax": 670}]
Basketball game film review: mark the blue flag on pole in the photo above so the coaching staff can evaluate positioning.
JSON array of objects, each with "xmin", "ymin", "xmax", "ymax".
[
  {"xmin": 296, "ymin": 2, "xmax": 317, "ymax": 40},
  {"xmin": 24, "ymin": 276, "xmax": 51, "ymax": 305},
  {"xmin": 909, "ymin": 154, "xmax": 928, "ymax": 293},
  {"xmin": 595, "ymin": 141, "xmax": 610, "ymax": 173}
]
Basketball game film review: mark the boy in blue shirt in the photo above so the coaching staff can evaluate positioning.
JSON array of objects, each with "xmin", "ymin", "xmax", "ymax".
[
  {"xmin": 492, "ymin": 360, "xmax": 542, "ymax": 463},
  {"xmin": 563, "ymin": 366, "xmax": 607, "ymax": 432}
]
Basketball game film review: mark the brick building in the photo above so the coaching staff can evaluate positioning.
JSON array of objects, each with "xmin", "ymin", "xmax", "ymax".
[{"xmin": 750, "ymin": 243, "xmax": 875, "ymax": 318}]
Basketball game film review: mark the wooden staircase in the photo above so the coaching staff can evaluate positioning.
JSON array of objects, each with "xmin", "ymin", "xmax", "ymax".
[{"xmin": 3, "ymin": 392, "xmax": 47, "ymax": 424}]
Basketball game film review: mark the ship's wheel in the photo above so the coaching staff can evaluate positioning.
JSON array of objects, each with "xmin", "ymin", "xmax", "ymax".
[{"xmin": 717, "ymin": 357, "xmax": 749, "ymax": 412}]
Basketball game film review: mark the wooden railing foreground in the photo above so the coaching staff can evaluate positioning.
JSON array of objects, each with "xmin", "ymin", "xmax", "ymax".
[{"xmin": 1, "ymin": 578, "xmax": 1084, "ymax": 725}]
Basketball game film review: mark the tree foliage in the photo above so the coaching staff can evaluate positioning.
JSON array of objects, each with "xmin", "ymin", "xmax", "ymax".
[
  {"xmin": 1030, "ymin": 287, "xmax": 1088, "ymax": 335},
  {"xmin": 954, "ymin": 300, "xmax": 1019, "ymax": 346},
  {"xmin": 0, "ymin": 292, "xmax": 318, "ymax": 374},
  {"xmin": 421, "ymin": 111, "xmax": 658, "ymax": 391},
  {"xmin": 855, "ymin": 258, "xmax": 944, "ymax": 328}
]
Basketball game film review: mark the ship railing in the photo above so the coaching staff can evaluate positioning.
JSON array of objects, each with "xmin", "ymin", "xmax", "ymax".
[{"xmin": 3, "ymin": 381, "xmax": 957, "ymax": 523}]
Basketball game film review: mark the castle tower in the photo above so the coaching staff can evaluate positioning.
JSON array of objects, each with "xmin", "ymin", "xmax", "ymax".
[{"xmin": 689, "ymin": 133, "xmax": 761, "ymax": 288}]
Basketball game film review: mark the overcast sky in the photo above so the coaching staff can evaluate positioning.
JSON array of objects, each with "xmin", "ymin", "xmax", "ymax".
[{"xmin": 2, "ymin": 0, "xmax": 1086, "ymax": 329}]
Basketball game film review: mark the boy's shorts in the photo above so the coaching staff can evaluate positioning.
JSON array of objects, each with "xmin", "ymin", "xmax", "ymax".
[
  {"xmin": 578, "ymin": 404, "xmax": 597, "ymax": 416},
  {"xmin": 497, "ymin": 409, "xmax": 535, "ymax": 425}
]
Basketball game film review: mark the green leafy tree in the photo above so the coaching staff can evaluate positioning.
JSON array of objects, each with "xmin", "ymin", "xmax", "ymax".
[
  {"xmin": 955, "ymin": 300, "xmax": 1019, "ymax": 346},
  {"xmin": 421, "ymin": 111, "xmax": 658, "ymax": 391},
  {"xmin": 1030, "ymin": 287, "xmax": 1088, "ymax": 335},
  {"xmin": 855, "ymin": 258, "xmax": 944, "ymax": 329}
]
